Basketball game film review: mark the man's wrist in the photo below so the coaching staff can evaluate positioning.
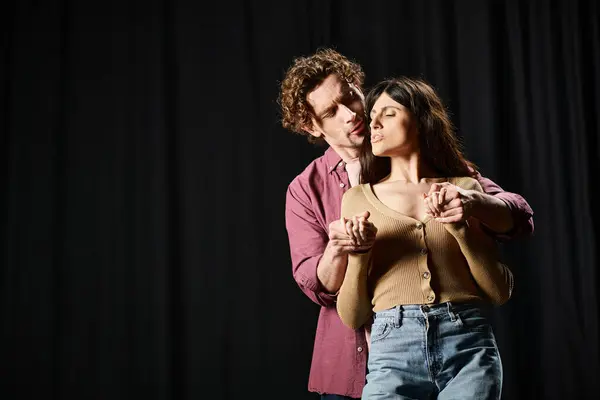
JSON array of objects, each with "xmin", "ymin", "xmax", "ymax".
[{"xmin": 470, "ymin": 191, "xmax": 514, "ymax": 233}]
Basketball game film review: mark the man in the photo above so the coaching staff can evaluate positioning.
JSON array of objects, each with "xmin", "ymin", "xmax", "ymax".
[{"xmin": 279, "ymin": 48, "xmax": 534, "ymax": 399}]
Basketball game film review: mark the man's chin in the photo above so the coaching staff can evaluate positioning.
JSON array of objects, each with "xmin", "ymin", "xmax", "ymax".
[{"xmin": 349, "ymin": 132, "xmax": 365, "ymax": 144}]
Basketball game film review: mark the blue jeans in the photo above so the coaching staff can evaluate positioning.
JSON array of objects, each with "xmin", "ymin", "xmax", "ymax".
[{"xmin": 363, "ymin": 302, "xmax": 502, "ymax": 400}]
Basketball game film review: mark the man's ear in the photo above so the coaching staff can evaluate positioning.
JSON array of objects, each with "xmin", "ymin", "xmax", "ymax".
[{"xmin": 302, "ymin": 123, "xmax": 322, "ymax": 138}]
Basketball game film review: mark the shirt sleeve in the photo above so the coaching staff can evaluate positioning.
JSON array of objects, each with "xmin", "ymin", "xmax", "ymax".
[
  {"xmin": 474, "ymin": 172, "xmax": 535, "ymax": 241},
  {"xmin": 285, "ymin": 183, "xmax": 337, "ymax": 307}
]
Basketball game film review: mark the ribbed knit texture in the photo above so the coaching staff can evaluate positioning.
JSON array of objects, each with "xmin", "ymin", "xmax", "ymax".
[{"xmin": 337, "ymin": 177, "xmax": 514, "ymax": 329}]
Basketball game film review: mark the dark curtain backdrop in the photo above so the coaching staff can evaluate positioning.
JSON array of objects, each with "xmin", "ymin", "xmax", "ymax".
[{"xmin": 1, "ymin": 0, "xmax": 598, "ymax": 399}]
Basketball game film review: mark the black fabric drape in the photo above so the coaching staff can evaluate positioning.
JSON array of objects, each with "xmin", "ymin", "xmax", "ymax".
[{"xmin": 1, "ymin": 0, "xmax": 598, "ymax": 399}]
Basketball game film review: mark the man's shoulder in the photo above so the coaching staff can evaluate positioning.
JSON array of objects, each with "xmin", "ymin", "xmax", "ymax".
[{"xmin": 287, "ymin": 150, "xmax": 330, "ymax": 191}]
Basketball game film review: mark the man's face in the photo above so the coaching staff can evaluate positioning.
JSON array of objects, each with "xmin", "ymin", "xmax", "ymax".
[{"xmin": 305, "ymin": 74, "xmax": 366, "ymax": 150}]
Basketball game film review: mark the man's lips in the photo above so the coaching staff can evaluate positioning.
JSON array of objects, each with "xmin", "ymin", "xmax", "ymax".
[{"xmin": 350, "ymin": 120, "xmax": 364, "ymax": 135}]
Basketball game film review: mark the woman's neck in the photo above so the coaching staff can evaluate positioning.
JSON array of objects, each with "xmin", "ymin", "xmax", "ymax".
[{"xmin": 386, "ymin": 153, "xmax": 438, "ymax": 184}]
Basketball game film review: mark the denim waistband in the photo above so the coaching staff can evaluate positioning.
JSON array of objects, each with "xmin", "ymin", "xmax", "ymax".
[{"xmin": 374, "ymin": 302, "xmax": 489, "ymax": 320}]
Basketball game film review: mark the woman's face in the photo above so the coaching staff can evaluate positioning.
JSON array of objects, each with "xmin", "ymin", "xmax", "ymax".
[{"xmin": 369, "ymin": 92, "xmax": 418, "ymax": 157}]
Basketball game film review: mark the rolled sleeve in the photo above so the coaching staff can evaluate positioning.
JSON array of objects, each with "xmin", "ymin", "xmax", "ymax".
[
  {"xmin": 285, "ymin": 185, "xmax": 337, "ymax": 307},
  {"xmin": 475, "ymin": 172, "xmax": 535, "ymax": 241}
]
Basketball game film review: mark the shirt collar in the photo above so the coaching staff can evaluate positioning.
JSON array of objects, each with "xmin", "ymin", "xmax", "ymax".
[{"xmin": 324, "ymin": 146, "xmax": 345, "ymax": 174}]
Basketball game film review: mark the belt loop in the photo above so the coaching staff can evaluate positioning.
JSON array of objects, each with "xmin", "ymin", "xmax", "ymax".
[
  {"xmin": 447, "ymin": 302, "xmax": 463, "ymax": 326},
  {"xmin": 394, "ymin": 305, "xmax": 402, "ymax": 328},
  {"xmin": 447, "ymin": 302, "xmax": 457, "ymax": 322}
]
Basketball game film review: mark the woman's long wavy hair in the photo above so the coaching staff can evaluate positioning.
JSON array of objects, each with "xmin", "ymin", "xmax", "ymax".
[{"xmin": 359, "ymin": 77, "xmax": 478, "ymax": 184}]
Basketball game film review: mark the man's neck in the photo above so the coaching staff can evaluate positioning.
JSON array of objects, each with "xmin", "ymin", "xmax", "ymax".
[{"xmin": 329, "ymin": 144, "xmax": 360, "ymax": 163}]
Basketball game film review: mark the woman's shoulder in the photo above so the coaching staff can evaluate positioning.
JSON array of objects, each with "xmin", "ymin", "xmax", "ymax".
[
  {"xmin": 342, "ymin": 184, "xmax": 370, "ymax": 202},
  {"xmin": 448, "ymin": 176, "xmax": 483, "ymax": 192},
  {"xmin": 341, "ymin": 184, "xmax": 373, "ymax": 214}
]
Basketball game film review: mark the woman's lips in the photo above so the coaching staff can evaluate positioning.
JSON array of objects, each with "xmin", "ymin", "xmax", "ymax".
[{"xmin": 371, "ymin": 133, "xmax": 383, "ymax": 143}]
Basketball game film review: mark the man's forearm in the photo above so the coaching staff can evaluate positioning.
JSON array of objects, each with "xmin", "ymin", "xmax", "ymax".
[
  {"xmin": 470, "ymin": 191, "xmax": 514, "ymax": 234},
  {"xmin": 317, "ymin": 245, "xmax": 349, "ymax": 294}
]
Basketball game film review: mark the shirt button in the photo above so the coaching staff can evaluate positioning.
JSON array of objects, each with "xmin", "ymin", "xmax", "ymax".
[
  {"xmin": 415, "ymin": 222, "xmax": 423, "ymax": 229},
  {"xmin": 427, "ymin": 294, "xmax": 435, "ymax": 302},
  {"xmin": 357, "ymin": 346, "xmax": 363, "ymax": 352},
  {"xmin": 340, "ymin": 183, "xmax": 346, "ymax": 188},
  {"xmin": 422, "ymin": 271, "xmax": 430, "ymax": 279},
  {"xmin": 420, "ymin": 248, "xmax": 428, "ymax": 255}
]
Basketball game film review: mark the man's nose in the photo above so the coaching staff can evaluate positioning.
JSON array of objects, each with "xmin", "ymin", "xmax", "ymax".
[{"xmin": 340, "ymin": 105, "xmax": 356, "ymax": 122}]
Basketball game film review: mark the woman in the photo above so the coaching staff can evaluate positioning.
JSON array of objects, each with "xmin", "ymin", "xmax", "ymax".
[{"xmin": 336, "ymin": 77, "xmax": 513, "ymax": 399}]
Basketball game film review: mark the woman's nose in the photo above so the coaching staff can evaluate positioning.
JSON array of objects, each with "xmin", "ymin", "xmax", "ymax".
[{"xmin": 370, "ymin": 117, "xmax": 380, "ymax": 130}]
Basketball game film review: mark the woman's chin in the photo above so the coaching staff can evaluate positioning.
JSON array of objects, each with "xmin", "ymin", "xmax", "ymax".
[{"xmin": 371, "ymin": 147, "xmax": 385, "ymax": 157}]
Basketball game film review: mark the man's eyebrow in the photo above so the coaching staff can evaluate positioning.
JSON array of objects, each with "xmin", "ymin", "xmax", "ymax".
[
  {"xmin": 316, "ymin": 86, "xmax": 354, "ymax": 118},
  {"xmin": 317, "ymin": 92, "xmax": 345, "ymax": 118},
  {"xmin": 315, "ymin": 104, "xmax": 333, "ymax": 119}
]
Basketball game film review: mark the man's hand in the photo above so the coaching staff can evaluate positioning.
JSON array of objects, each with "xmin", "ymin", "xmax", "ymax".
[
  {"xmin": 328, "ymin": 211, "xmax": 377, "ymax": 254},
  {"xmin": 424, "ymin": 182, "xmax": 515, "ymax": 233},
  {"xmin": 344, "ymin": 211, "xmax": 377, "ymax": 251},
  {"xmin": 318, "ymin": 211, "xmax": 377, "ymax": 293},
  {"xmin": 423, "ymin": 182, "xmax": 476, "ymax": 224}
]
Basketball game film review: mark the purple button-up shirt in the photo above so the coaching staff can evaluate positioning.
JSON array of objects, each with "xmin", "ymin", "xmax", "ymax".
[{"xmin": 285, "ymin": 147, "xmax": 534, "ymax": 398}]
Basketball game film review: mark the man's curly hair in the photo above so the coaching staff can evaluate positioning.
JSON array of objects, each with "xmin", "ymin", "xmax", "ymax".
[{"xmin": 278, "ymin": 48, "xmax": 365, "ymax": 144}]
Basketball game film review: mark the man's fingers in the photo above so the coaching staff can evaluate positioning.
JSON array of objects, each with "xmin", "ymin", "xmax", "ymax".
[
  {"xmin": 434, "ymin": 215, "xmax": 462, "ymax": 224},
  {"xmin": 351, "ymin": 244, "xmax": 374, "ymax": 252},
  {"xmin": 437, "ymin": 198, "xmax": 463, "ymax": 214},
  {"xmin": 438, "ymin": 208, "xmax": 462, "ymax": 218},
  {"xmin": 328, "ymin": 230, "xmax": 352, "ymax": 240},
  {"xmin": 330, "ymin": 239, "xmax": 359, "ymax": 247},
  {"xmin": 444, "ymin": 198, "xmax": 462, "ymax": 208}
]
